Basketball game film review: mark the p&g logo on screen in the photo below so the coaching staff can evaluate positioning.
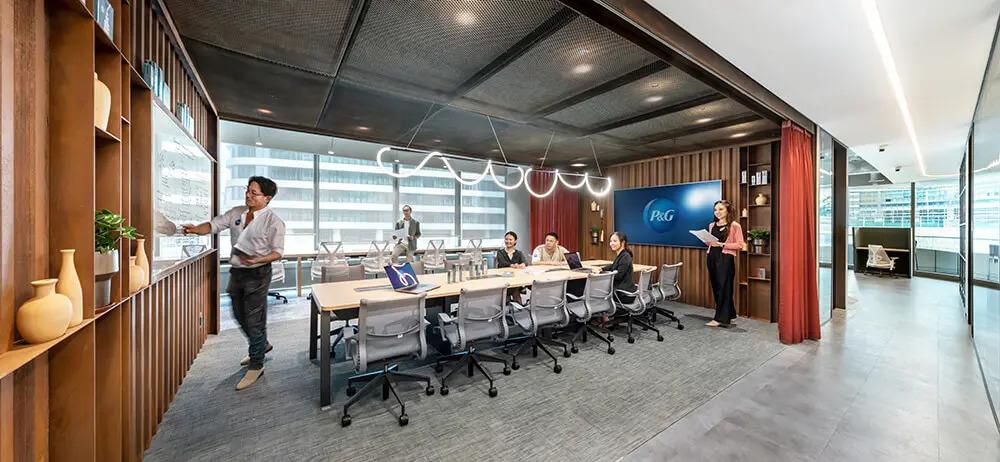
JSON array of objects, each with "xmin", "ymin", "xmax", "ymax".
[{"xmin": 643, "ymin": 198, "xmax": 678, "ymax": 233}]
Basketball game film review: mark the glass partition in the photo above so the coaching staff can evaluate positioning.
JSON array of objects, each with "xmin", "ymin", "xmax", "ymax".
[
  {"xmin": 847, "ymin": 183, "xmax": 911, "ymax": 268},
  {"xmin": 817, "ymin": 129, "xmax": 833, "ymax": 324},
  {"xmin": 914, "ymin": 179, "xmax": 961, "ymax": 276}
]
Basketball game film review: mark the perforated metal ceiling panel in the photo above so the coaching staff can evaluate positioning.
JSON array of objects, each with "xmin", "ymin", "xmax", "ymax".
[
  {"xmin": 600, "ymin": 98, "xmax": 753, "ymax": 142},
  {"xmin": 341, "ymin": 0, "xmax": 562, "ymax": 95},
  {"xmin": 545, "ymin": 66, "xmax": 714, "ymax": 129},
  {"xmin": 184, "ymin": 40, "xmax": 332, "ymax": 126},
  {"xmin": 316, "ymin": 81, "xmax": 435, "ymax": 142},
  {"xmin": 463, "ymin": 16, "xmax": 659, "ymax": 113},
  {"xmin": 164, "ymin": 0, "xmax": 353, "ymax": 75},
  {"xmin": 641, "ymin": 118, "xmax": 779, "ymax": 154}
]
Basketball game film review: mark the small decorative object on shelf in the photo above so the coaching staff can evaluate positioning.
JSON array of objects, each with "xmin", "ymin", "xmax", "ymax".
[
  {"xmin": 94, "ymin": 73, "xmax": 111, "ymax": 130},
  {"xmin": 590, "ymin": 200, "xmax": 597, "ymax": 212},
  {"xmin": 761, "ymin": 170, "xmax": 769, "ymax": 184},
  {"xmin": 136, "ymin": 238, "xmax": 150, "ymax": 286},
  {"xmin": 748, "ymin": 228, "xmax": 770, "ymax": 254},
  {"xmin": 741, "ymin": 207, "xmax": 748, "ymax": 218},
  {"xmin": 741, "ymin": 170, "xmax": 747, "ymax": 184},
  {"xmin": 95, "ymin": 209, "xmax": 140, "ymax": 306},
  {"xmin": 56, "ymin": 249, "xmax": 83, "ymax": 327},
  {"xmin": 16, "ymin": 279, "xmax": 73, "ymax": 344},
  {"xmin": 94, "ymin": 0, "xmax": 114, "ymax": 40},
  {"xmin": 599, "ymin": 229, "xmax": 604, "ymax": 243},
  {"xmin": 590, "ymin": 227, "xmax": 600, "ymax": 245},
  {"xmin": 757, "ymin": 268, "xmax": 767, "ymax": 279},
  {"xmin": 755, "ymin": 193, "xmax": 769, "ymax": 206},
  {"xmin": 750, "ymin": 172, "xmax": 757, "ymax": 186},
  {"xmin": 129, "ymin": 257, "xmax": 146, "ymax": 294},
  {"xmin": 142, "ymin": 60, "xmax": 171, "ymax": 108},
  {"xmin": 176, "ymin": 102, "xmax": 194, "ymax": 134}
]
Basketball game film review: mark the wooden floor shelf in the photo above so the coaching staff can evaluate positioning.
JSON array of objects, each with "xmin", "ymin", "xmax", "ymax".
[
  {"xmin": 0, "ymin": 319, "xmax": 95, "ymax": 380},
  {"xmin": 748, "ymin": 277, "xmax": 772, "ymax": 282},
  {"xmin": 94, "ymin": 26, "xmax": 120, "ymax": 55},
  {"xmin": 96, "ymin": 126, "xmax": 122, "ymax": 144}
]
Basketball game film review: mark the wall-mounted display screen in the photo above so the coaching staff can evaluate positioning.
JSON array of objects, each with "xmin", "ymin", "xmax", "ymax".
[{"xmin": 613, "ymin": 180, "xmax": 722, "ymax": 248}]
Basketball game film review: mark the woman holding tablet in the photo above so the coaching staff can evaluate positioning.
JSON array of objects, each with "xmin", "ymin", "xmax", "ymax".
[{"xmin": 705, "ymin": 200, "xmax": 744, "ymax": 327}]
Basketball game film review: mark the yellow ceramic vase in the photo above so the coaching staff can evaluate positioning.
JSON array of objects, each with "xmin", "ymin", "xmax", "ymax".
[
  {"xmin": 16, "ymin": 279, "xmax": 72, "ymax": 344},
  {"xmin": 56, "ymin": 249, "xmax": 84, "ymax": 327},
  {"xmin": 129, "ymin": 257, "xmax": 146, "ymax": 293},
  {"xmin": 135, "ymin": 238, "xmax": 150, "ymax": 286}
]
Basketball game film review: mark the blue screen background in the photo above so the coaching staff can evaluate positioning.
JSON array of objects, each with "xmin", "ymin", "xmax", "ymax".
[{"xmin": 613, "ymin": 180, "xmax": 722, "ymax": 248}]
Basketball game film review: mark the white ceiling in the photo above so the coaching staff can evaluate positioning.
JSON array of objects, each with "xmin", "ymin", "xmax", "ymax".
[{"xmin": 645, "ymin": 0, "xmax": 999, "ymax": 183}]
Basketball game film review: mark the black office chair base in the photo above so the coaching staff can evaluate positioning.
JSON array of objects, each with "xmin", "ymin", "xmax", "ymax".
[
  {"xmin": 341, "ymin": 364, "xmax": 434, "ymax": 427},
  {"xmin": 267, "ymin": 291, "xmax": 288, "ymax": 304},
  {"xmin": 506, "ymin": 336, "xmax": 567, "ymax": 373},
  {"xmin": 650, "ymin": 306, "xmax": 684, "ymax": 330},
  {"xmin": 561, "ymin": 321, "xmax": 615, "ymax": 355},
  {"xmin": 435, "ymin": 346, "xmax": 509, "ymax": 397},
  {"xmin": 328, "ymin": 323, "xmax": 358, "ymax": 359},
  {"xmin": 609, "ymin": 314, "xmax": 664, "ymax": 343}
]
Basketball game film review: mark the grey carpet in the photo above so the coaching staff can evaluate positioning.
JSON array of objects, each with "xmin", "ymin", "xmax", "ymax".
[{"xmin": 145, "ymin": 304, "xmax": 784, "ymax": 462}]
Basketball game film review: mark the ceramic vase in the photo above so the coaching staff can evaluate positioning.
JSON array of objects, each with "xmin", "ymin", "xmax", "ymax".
[
  {"xmin": 16, "ymin": 279, "xmax": 72, "ymax": 344},
  {"xmin": 741, "ymin": 208, "xmax": 749, "ymax": 218},
  {"xmin": 135, "ymin": 238, "xmax": 150, "ymax": 286},
  {"xmin": 755, "ymin": 193, "xmax": 768, "ymax": 206},
  {"xmin": 94, "ymin": 73, "xmax": 111, "ymax": 130},
  {"xmin": 56, "ymin": 249, "xmax": 84, "ymax": 327},
  {"xmin": 129, "ymin": 257, "xmax": 145, "ymax": 293},
  {"xmin": 94, "ymin": 249, "xmax": 120, "ymax": 307}
]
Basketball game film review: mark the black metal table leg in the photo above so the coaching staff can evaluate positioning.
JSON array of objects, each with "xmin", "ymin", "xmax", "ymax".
[
  {"xmin": 309, "ymin": 297, "xmax": 318, "ymax": 361},
  {"xmin": 320, "ymin": 310, "xmax": 332, "ymax": 409}
]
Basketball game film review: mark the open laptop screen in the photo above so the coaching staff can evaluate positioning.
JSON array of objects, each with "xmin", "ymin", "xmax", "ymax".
[
  {"xmin": 384, "ymin": 262, "xmax": 419, "ymax": 289},
  {"xmin": 565, "ymin": 251, "xmax": 583, "ymax": 269}
]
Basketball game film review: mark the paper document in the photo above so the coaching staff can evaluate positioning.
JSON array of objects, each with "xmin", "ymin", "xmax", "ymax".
[
  {"xmin": 689, "ymin": 229, "xmax": 719, "ymax": 245},
  {"xmin": 522, "ymin": 266, "xmax": 549, "ymax": 275}
]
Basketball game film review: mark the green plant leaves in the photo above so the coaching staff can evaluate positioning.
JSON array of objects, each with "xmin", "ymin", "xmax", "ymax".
[{"xmin": 95, "ymin": 209, "xmax": 142, "ymax": 253}]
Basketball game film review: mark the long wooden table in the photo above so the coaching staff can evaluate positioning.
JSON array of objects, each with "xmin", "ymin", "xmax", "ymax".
[{"xmin": 309, "ymin": 260, "xmax": 655, "ymax": 408}]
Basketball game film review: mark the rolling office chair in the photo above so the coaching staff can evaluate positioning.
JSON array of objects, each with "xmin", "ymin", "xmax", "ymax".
[
  {"xmin": 434, "ymin": 285, "xmax": 511, "ymax": 397},
  {"xmin": 865, "ymin": 244, "xmax": 897, "ymax": 276},
  {"xmin": 341, "ymin": 294, "xmax": 435, "ymax": 427},
  {"xmin": 506, "ymin": 277, "xmax": 571, "ymax": 373},
  {"xmin": 560, "ymin": 271, "xmax": 617, "ymax": 355},
  {"xmin": 267, "ymin": 260, "xmax": 288, "ymax": 304},
  {"xmin": 361, "ymin": 240, "xmax": 391, "ymax": 278},
  {"xmin": 649, "ymin": 262, "xmax": 685, "ymax": 330},
  {"xmin": 422, "ymin": 239, "xmax": 447, "ymax": 273},
  {"xmin": 319, "ymin": 263, "xmax": 365, "ymax": 360},
  {"xmin": 612, "ymin": 269, "xmax": 664, "ymax": 344},
  {"xmin": 312, "ymin": 241, "xmax": 347, "ymax": 282}
]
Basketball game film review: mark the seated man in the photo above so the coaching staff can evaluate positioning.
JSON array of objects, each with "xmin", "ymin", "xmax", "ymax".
[{"xmin": 531, "ymin": 231, "xmax": 569, "ymax": 266}]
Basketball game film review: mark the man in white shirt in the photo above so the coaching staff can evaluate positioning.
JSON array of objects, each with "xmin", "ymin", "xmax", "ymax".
[
  {"xmin": 182, "ymin": 176, "xmax": 285, "ymax": 391},
  {"xmin": 532, "ymin": 231, "xmax": 569, "ymax": 265},
  {"xmin": 390, "ymin": 205, "xmax": 421, "ymax": 262}
]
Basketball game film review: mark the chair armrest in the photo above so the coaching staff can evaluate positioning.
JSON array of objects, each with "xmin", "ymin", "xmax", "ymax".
[
  {"xmin": 508, "ymin": 301, "xmax": 526, "ymax": 311},
  {"xmin": 438, "ymin": 312, "xmax": 454, "ymax": 325},
  {"xmin": 566, "ymin": 293, "xmax": 583, "ymax": 301},
  {"xmin": 366, "ymin": 321, "xmax": 421, "ymax": 338},
  {"xmin": 615, "ymin": 288, "xmax": 639, "ymax": 297},
  {"xmin": 466, "ymin": 310, "xmax": 505, "ymax": 322}
]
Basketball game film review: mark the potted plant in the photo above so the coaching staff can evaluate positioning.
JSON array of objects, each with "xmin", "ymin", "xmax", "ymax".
[
  {"xmin": 589, "ymin": 226, "xmax": 601, "ymax": 245},
  {"xmin": 748, "ymin": 228, "xmax": 770, "ymax": 254},
  {"xmin": 95, "ymin": 209, "xmax": 139, "ymax": 306}
]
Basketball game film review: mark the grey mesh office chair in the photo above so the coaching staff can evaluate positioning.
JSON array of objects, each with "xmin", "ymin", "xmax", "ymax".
[
  {"xmin": 434, "ymin": 285, "xmax": 511, "ymax": 397},
  {"xmin": 312, "ymin": 241, "xmax": 347, "ymax": 282},
  {"xmin": 560, "ymin": 271, "xmax": 617, "ymax": 355},
  {"xmin": 506, "ymin": 277, "xmax": 571, "ymax": 373},
  {"xmin": 341, "ymin": 294, "xmax": 435, "ymax": 427},
  {"xmin": 613, "ymin": 269, "xmax": 664, "ymax": 343},
  {"xmin": 649, "ymin": 262, "xmax": 685, "ymax": 330},
  {"xmin": 319, "ymin": 263, "xmax": 364, "ymax": 360},
  {"xmin": 865, "ymin": 244, "xmax": 897, "ymax": 276},
  {"xmin": 361, "ymin": 240, "xmax": 391, "ymax": 278},
  {"xmin": 422, "ymin": 239, "xmax": 447, "ymax": 273}
]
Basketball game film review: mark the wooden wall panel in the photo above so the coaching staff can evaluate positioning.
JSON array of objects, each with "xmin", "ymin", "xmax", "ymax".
[{"xmin": 583, "ymin": 143, "xmax": 773, "ymax": 313}]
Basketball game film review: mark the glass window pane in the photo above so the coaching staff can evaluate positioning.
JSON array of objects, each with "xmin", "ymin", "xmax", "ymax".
[
  {"xmin": 847, "ymin": 182, "xmax": 911, "ymax": 268},
  {"xmin": 399, "ymin": 165, "xmax": 458, "ymax": 248},
  {"xmin": 914, "ymin": 179, "xmax": 961, "ymax": 276},
  {"xmin": 318, "ymin": 154, "xmax": 395, "ymax": 254},
  {"xmin": 461, "ymin": 164, "xmax": 507, "ymax": 248}
]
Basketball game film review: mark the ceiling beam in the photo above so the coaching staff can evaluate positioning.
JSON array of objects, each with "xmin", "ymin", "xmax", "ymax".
[
  {"xmin": 450, "ymin": 7, "xmax": 578, "ymax": 98},
  {"xmin": 632, "ymin": 112, "xmax": 762, "ymax": 145},
  {"xmin": 534, "ymin": 61, "xmax": 669, "ymax": 116},
  {"xmin": 315, "ymin": 0, "xmax": 372, "ymax": 126},
  {"xmin": 584, "ymin": 92, "xmax": 725, "ymax": 135}
]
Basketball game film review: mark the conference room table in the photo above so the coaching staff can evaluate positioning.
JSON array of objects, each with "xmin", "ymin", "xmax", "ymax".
[{"xmin": 308, "ymin": 260, "xmax": 656, "ymax": 408}]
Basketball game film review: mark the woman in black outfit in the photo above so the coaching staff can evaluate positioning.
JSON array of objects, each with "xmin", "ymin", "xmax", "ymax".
[
  {"xmin": 705, "ymin": 200, "xmax": 744, "ymax": 327},
  {"xmin": 495, "ymin": 231, "xmax": 527, "ymax": 269},
  {"xmin": 602, "ymin": 232, "xmax": 635, "ymax": 303}
]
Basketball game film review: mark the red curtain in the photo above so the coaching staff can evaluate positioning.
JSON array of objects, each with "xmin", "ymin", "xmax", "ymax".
[
  {"xmin": 778, "ymin": 121, "xmax": 820, "ymax": 344},
  {"xmin": 529, "ymin": 171, "xmax": 580, "ymax": 251}
]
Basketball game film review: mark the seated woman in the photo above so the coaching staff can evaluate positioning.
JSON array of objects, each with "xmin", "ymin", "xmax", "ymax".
[
  {"xmin": 601, "ymin": 231, "xmax": 635, "ymax": 305},
  {"xmin": 495, "ymin": 231, "xmax": 527, "ymax": 269}
]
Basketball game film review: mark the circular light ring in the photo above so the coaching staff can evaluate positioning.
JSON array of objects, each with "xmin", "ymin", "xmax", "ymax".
[
  {"xmin": 489, "ymin": 164, "xmax": 525, "ymax": 190},
  {"xmin": 557, "ymin": 172, "xmax": 588, "ymax": 189},
  {"xmin": 523, "ymin": 169, "xmax": 560, "ymax": 198}
]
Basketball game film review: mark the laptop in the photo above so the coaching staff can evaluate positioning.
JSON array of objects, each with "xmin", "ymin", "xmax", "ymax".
[
  {"xmin": 565, "ymin": 252, "xmax": 594, "ymax": 272},
  {"xmin": 384, "ymin": 262, "xmax": 440, "ymax": 294}
]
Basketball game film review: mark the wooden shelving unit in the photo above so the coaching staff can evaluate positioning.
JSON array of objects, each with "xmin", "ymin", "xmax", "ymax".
[
  {"xmin": 738, "ymin": 141, "xmax": 779, "ymax": 321},
  {"xmin": 0, "ymin": 1, "xmax": 219, "ymax": 460}
]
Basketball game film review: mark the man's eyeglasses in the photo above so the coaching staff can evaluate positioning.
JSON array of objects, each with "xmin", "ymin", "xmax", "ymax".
[{"xmin": 245, "ymin": 188, "xmax": 266, "ymax": 197}]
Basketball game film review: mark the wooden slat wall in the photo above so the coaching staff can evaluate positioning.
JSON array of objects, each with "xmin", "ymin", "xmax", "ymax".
[{"xmin": 583, "ymin": 144, "xmax": 766, "ymax": 312}]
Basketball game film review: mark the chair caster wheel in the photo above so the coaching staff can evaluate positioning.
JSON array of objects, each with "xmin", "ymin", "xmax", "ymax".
[
  {"xmin": 677, "ymin": 324, "xmax": 685, "ymax": 330},
  {"xmin": 627, "ymin": 337, "xmax": 635, "ymax": 344},
  {"xmin": 425, "ymin": 385, "xmax": 435, "ymax": 396},
  {"xmin": 488, "ymin": 387, "xmax": 498, "ymax": 398},
  {"xmin": 657, "ymin": 335, "xmax": 664, "ymax": 341},
  {"xmin": 608, "ymin": 347, "xmax": 615, "ymax": 355},
  {"xmin": 608, "ymin": 336, "xmax": 615, "ymax": 342},
  {"xmin": 563, "ymin": 349, "xmax": 571, "ymax": 358},
  {"xmin": 502, "ymin": 367, "xmax": 512, "ymax": 376},
  {"xmin": 553, "ymin": 364, "xmax": 563, "ymax": 374},
  {"xmin": 511, "ymin": 363, "xmax": 520, "ymax": 370},
  {"xmin": 346, "ymin": 386, "xmax": 357, "ymax": 397},
  {"xmin": 399, "ymin": 414, "xmax": 409, "ymax": 426},
  {"xmin": 440, "ymin": 386, "xmax": 449, "ymax": 396},
  {"xmin": 341, "ymin": 414, "xmax": 352, "ymax": 427},
  {"xmin": 434, "ymin": 365, "xmax": 444, "ymax": 373},
  {"xmin": 571, "ymin": 346, "xmax": 579, "ymax": 354}
]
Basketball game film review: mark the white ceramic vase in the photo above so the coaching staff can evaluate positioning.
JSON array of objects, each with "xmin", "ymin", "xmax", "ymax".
[
  {"xmin": 94, "ymin": 73, "xmax": 111, "ymax": 130},
  {"xmin": 16, "ymin": 279, "xmax": 72, "ymax": 344},
  {"xmin": 56, "ymin": 249, "xmax": 84, "ymax": 327}
]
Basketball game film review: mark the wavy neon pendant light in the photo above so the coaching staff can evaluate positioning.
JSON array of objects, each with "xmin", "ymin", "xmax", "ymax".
[{"xmin": 375, "ymin": 146, "xmax": 611, "ymax": 198}]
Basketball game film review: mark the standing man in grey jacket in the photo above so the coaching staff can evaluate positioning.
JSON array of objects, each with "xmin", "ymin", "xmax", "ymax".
[{"xmin": 390, "ymin": 205, "xmax": 421, "ymax": 262}]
